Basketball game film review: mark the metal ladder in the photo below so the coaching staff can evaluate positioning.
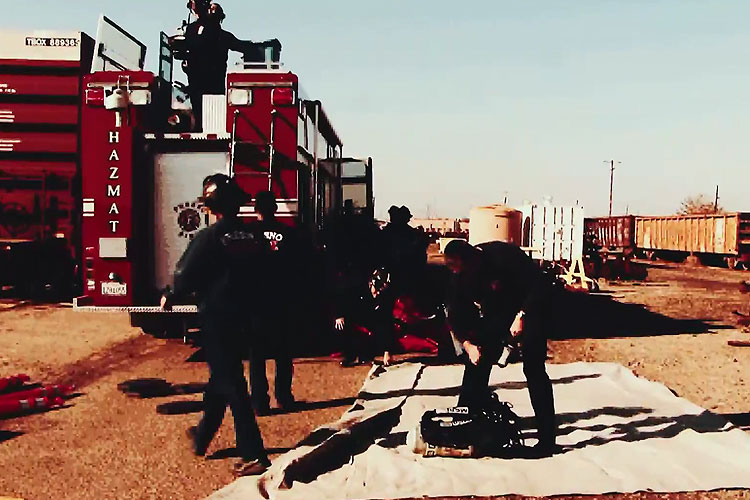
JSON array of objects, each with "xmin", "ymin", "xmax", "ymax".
[{"xmin": 229, "ymin": 109, "xmax": 273, "ymax": 191}]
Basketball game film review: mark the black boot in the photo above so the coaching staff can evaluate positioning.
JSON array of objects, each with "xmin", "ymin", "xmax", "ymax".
[{"xmin": 186, "ymin": 426, "xmax": 209, "ymax": 456}]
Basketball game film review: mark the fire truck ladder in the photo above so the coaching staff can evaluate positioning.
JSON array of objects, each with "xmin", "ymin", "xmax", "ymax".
[
  {"xmin": 269, "ymin": 109, "xmax": 296, "ymax": 190},
  {"xmin": 229, "ymin": 109, "xmax": 274, "ymax": 190}
]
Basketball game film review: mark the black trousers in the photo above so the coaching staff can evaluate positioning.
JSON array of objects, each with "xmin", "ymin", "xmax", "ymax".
[
  {"xmin": 458, "ymin": 313, "xmax": 557, "ymax": 446},
  {"xmin": 195, "ymin": 320, "xmax": 267, "ymax": 460},
  {"xmin": 188, "ymin": 89, "xmax": 204, "ymax": 130},
  {"xmin": 249, "ymin": 313, "xmax": 294, "ymax": 406},
  {"xmin": 187, "ymin": 76, "xmax": 224, "ymax": 131}
]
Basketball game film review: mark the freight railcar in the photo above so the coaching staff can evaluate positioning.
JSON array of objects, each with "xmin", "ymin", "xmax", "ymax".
[
  {"xmin": 585, "ymin": 213, "xmax": 750, "ymax": 270},
  {"xmin": 0, "ymin": 30, "xmax": 94, "ymax": 296}
]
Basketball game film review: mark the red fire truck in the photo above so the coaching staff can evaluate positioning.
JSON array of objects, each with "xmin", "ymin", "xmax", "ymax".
[
  {"xmin": 0, "ymin": 30, "xmax": 94, "ymax": 296},
  {"xmin": 71, "ymin": 19, "xmax": 374, "ymax": 336}
]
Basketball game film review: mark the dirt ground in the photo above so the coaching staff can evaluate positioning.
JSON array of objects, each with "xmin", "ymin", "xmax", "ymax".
[{"xmin": 1, "ymin": 262, "xmax": 750, "ymax": 500}]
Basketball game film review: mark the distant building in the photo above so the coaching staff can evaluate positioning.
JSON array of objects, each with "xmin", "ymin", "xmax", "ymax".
[
  {"xmin": 409, "ymin": 218, "xmax": 469, "ymax": 237},
  {"xmin": 410, "ymin": 218, "xmax": 454, "ymax": 233}
]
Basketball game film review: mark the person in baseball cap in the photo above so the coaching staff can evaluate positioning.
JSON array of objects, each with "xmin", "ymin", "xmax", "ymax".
[{"xmin": 246, "ymin": 190, "xmax": 301, "ymax": 413}]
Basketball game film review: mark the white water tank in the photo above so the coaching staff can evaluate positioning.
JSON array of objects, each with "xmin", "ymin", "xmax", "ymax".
[{"xmin": 469, "ymin": 205, "xmax": 522, "ymax": 246}]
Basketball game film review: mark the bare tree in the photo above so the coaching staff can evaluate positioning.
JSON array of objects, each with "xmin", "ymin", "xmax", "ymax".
[
  {"xmin": 678, "ymin": 194, "xmax": 724, "ymax": 215},
  {"xmin": 425, "ymin": 203, "xmax": 434, "ymax": 219}
]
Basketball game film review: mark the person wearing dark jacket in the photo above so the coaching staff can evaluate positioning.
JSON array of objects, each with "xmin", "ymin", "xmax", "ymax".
[
  {"xmin": 246, "ymin": 191, "xmax": 300, "ymax": 412},
  {"xmin": 380, "ymin": 205, "xmax": 428, "ymax": 291},
  {"xmin": 443, "ymin": 239, "xmax": 558, "ymax": 455},
  {"xmin": 334, "ymin": 266, "xmax": 396, "ymax": 367},
  {"xmin": 161, "ymin": 174, "xmax": 270, "ymax": 476},
  {"xmin": 181, "ymin": 3, "xmax": 277, "ymax": 127}
]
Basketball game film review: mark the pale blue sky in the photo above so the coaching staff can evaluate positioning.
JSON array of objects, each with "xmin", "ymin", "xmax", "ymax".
[{"xmin": 6, "ymin": 1, "xmax": 750, "ymax": 218}]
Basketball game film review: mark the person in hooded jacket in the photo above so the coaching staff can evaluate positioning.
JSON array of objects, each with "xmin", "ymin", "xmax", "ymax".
[{"xmin": 161, "ymin": 174, "xmax": 270, "ymax": 476}]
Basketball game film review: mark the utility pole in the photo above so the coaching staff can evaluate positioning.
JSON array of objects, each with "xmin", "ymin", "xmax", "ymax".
[
  {"xmin": 604, "ymin": 159, "xmax": 622, "ymax": 217},
  {"xmin": 714, "ymin": 185, "xmax": 720, "ymax": 212}
]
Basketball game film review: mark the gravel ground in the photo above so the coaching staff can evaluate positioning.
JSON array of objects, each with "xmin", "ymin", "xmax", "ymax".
[
  {"xmin": 1, "ymin": 262, "xmax": 749, "ymax": 500},
  {"xmin": 0, "ymin": 305, "xmax": 139, "ymax": 381}
]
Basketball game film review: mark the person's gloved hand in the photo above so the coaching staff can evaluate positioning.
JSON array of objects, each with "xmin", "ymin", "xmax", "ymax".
[
  {"xmin": 161, "ymin": 286, "xmax": 174, "ymax": 311},
  {"xmin": 463, "ymin": 341, "xmax": 482, "ymax": 365},
  {"xmin": 510, "ymin": 311, "xmax": 525, "ymax": 337},
  {"xmin": 160, "ymin": 295, "xmax": 172, "ymax": 311}
]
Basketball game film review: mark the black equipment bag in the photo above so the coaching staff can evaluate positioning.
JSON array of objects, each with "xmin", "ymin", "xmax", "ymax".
[{"xmin": 420, "ymin": 393, "xmax": 525, "ymax": 456}]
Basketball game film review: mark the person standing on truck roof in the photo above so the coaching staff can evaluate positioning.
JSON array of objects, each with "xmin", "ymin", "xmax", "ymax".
[
  {"xmin": 160, "ymin": 174, "xmax": 271, "ymax": 476},
  {"xmin": 443, "ymin": 239, "xmax": 560, "ymax": 457},
  {"xmin": 246, "ymin": 191, "xmax": 301, "ymax": 413},
  {"xmin": 181, "ymin": 3, "xmax": 279, "ymax": 128},
  {"xmin": 187, "ymin": 0, "xmax": 210, "ymax": 21}
]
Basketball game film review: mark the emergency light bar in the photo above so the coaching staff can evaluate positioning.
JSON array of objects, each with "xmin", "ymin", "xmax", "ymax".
[
  {"xmin": 272, "ymin": 88, "xmax": 295, "ymax": 106},
  {"xmin": 84, "ymin": 86, "xmax": 151, "ymax": 107},
  {"xmin": 228, "ymin": 88, "xmax": 252, "ymax": 106}
]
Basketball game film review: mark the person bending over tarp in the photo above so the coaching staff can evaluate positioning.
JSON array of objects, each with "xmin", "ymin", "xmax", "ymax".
[{"xmin": 443, "ymin": 239, "xmax": 560, "ymax": 456}]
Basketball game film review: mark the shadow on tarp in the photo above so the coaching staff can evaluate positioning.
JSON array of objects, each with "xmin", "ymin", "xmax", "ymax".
[
  {"xmin": 374, "ymin": 407, "xmax": 656, "ymax": 451},
  {"xmin": 355, "ymin": 373, "xmax": 601, "ymax": 402},
  {"xmin": 279, "ymin": 366, "xmax": 427, "ymax": 487},
  {"xmin": 550, "ymin": 291, "xmax": 726, "ymax": 340},
  {"xmin": 559, "ymin": 410, "xmax": 738, "ymax": 450},
  {"xmin": 720, "ymin": 412, "xmax": 750, "ymax": 431},
  {"xmin": 117, "ymin": 379, "xmax": 206, "ymax": 399}
]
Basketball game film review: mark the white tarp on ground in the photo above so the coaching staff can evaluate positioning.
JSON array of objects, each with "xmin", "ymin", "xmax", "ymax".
[{"xmin": 209, "ymin": 362, "xmax": 750, "ymax": 500}]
